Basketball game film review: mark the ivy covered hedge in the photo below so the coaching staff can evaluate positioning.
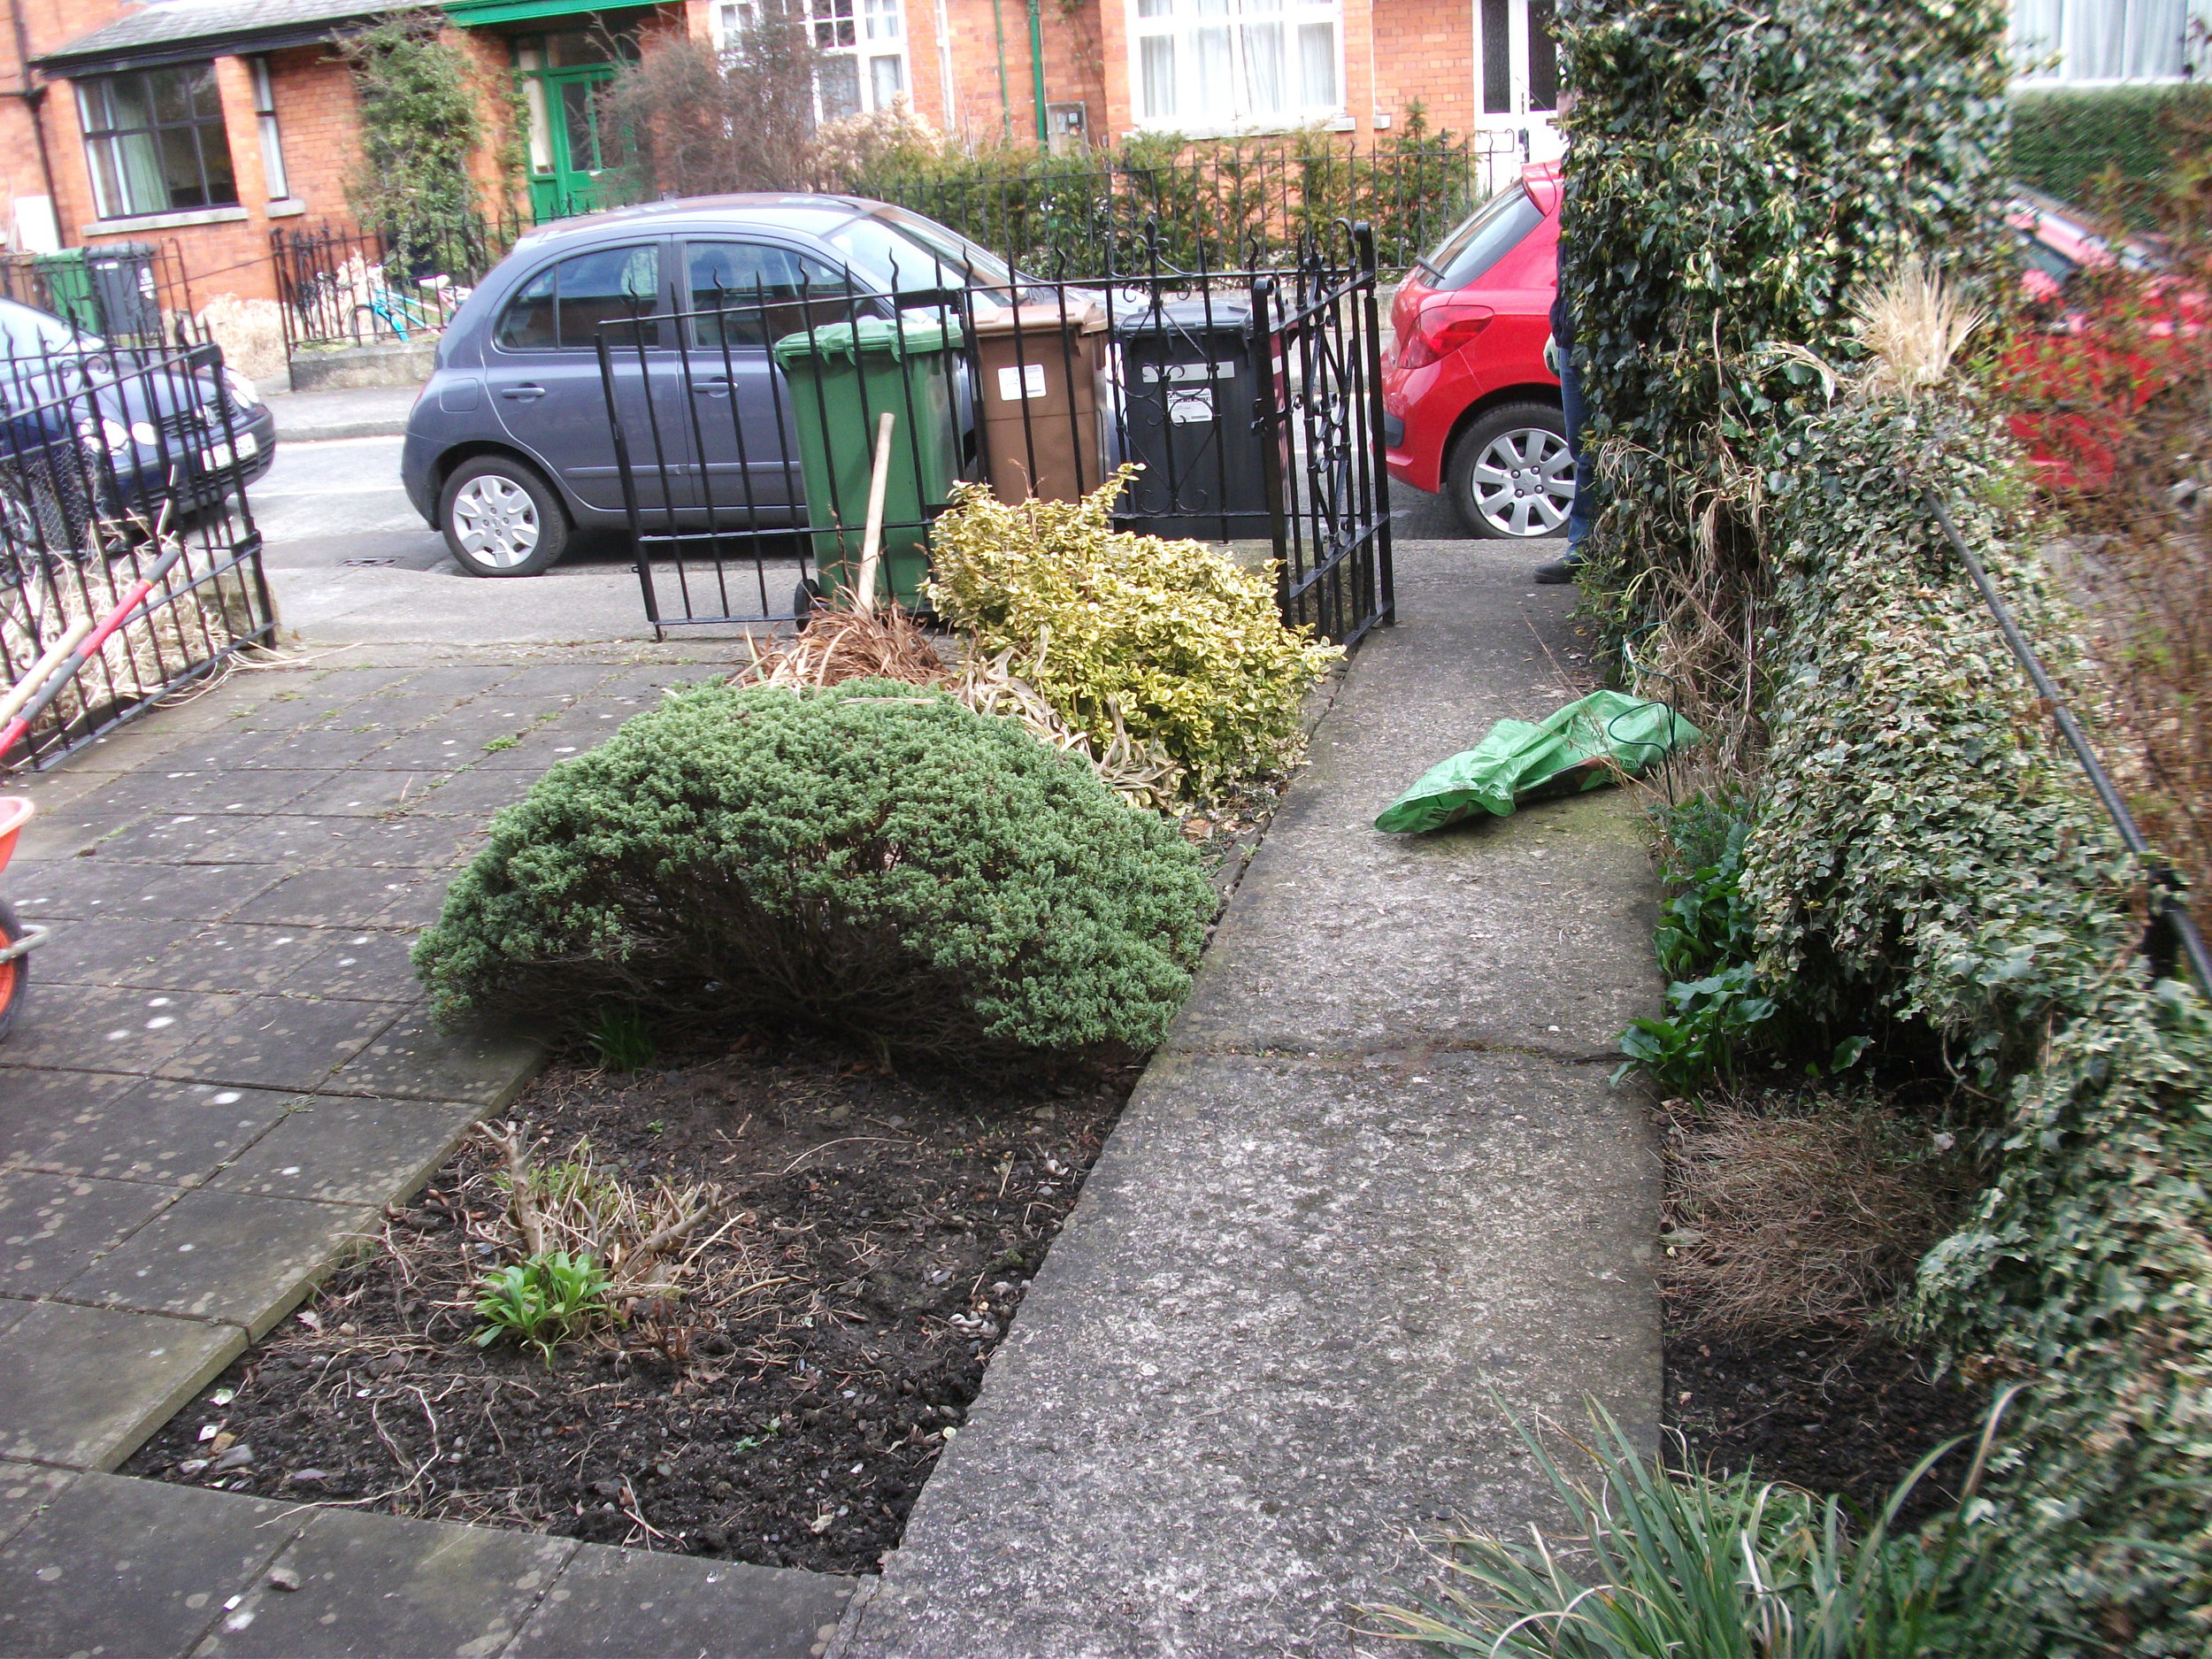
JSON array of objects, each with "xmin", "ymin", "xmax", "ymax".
[
  {"xmin": 1745, "ymin": 394, "xmax": 2212, "ymax": 1654},
  {"xmin": 1557, "ymin": 0, "xmax": 2011, "ymax": 758},
  {"xmin": 1557, "ymin": 0, "xmax": 2212, "ymax": 1647},
  {"xmin": 2012, "ymin": 85, "xmax": 2212, "ymax": 210}
]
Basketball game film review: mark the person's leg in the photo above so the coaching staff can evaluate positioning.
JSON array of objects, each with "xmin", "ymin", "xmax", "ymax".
[{"xmin": 1534, "ymin": 348, "xmax": 1590, "ymax": 583}]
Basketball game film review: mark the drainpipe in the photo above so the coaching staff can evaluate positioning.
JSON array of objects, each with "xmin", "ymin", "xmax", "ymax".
[
  {"xmin": 989, "ymin": 0, "xmax": 1010, "ymax": 140},
  {"xmin": 1026, "ymin": 0, "xmax": 1046, "ymax": 144},
  {"xmin": 4, "ymin": 0, "xmax": 66, "ymax": 246}
]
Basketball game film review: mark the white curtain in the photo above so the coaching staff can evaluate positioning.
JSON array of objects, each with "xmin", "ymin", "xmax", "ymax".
[
  {"xmin": 1297, "ymin": 20, "xmax": 1336, "ymax": 108},
  {"xmin": 1141, "ymin": 35, "xmax": 1178, "ymax": 119},
  {"xmin": 1242, "ymin": 21, "xmax": 1284, "ymax": 117},
  {"xmin": 2014, "ymin": 0, "xmax": 2195, "ymax": 81}
]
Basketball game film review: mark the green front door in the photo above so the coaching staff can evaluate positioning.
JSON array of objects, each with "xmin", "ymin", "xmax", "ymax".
[{"xmin": 515, "ymin": 26, "xmax": 636, "ymax": 222}]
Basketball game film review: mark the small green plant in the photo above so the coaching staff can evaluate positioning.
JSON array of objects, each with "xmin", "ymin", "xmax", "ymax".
[
  {"xmin": 472, "ymin": 1249, "xmax": 613, "ymax": 1364},
  {"xmin": 483, "ymin": 734, "xmax": 518, "ymax": 753},
  {"xmin": 587, "ymin": 1004, "xmax": 656, "ymax": 1072}
]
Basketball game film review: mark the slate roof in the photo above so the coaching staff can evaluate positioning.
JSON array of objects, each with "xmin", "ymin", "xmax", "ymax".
[{"xmin": 39, "ymin": 0, "xmax": 425, "ymax": 73}]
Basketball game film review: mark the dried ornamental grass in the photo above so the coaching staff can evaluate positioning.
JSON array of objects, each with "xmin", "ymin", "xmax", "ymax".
[
  {"xmin": 736, "ymin": 605, "xmax": 1185, "ymax": 809},
  {"xmin": 1660, "ymin": 1096, "xmax": 1973, "ymax": 1335}
]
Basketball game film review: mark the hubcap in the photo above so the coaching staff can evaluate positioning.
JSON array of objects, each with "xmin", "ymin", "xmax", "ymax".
[
  {"xmin": 450, "ymin": 475, "xmax": 541, "ymax": 569},
  {"xmin": 1468, "ymin": 427, "xmax": 1575, "ymax": 538}
]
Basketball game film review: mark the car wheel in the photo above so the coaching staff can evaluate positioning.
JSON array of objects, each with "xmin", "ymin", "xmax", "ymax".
[
  {"xmin": 440, "ymin": 456, "xmax": 568, "ymax": 578},
  {"xmin": 1446, "ymin": 403, "xmax": 1576, "ymax": 540}
]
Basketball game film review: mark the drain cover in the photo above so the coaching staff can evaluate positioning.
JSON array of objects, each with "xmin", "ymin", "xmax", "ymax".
[{"xmin": 342, "ymin": 557, "xmax": 401, "ymax": 567}]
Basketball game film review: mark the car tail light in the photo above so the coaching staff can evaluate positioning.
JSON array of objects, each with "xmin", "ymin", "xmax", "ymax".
[{"xmin": 1398, "ymin": 302, "xmax": 1495, "ymax": 370}]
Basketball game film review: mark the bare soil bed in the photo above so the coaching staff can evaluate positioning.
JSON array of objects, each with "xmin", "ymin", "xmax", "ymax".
[
  {"xmin": 1667, "ymin": 1324, "xmax": 1988, "ymax": 1525},
  {"xmin": 127, "ymin": 1042, "xmax": 1141, "ymax": 1575}
]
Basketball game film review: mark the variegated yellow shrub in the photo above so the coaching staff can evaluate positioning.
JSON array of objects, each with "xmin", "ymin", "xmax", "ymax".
[{"xmin": 926, "ymin": 470, "xmax": 1340, "ymax": 795}]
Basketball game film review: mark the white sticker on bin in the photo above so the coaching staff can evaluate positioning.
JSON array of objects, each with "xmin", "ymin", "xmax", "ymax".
[{"xmin": 995, "ymin": 362, "xmax": 1048, "ymax": 402}]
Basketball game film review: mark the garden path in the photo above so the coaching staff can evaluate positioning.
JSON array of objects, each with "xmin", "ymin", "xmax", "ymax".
[
  {"xmin": 838, "ymin": 534, "xmax": 1663, "ymax": 1658},
  {"xmin": 0, "ymin": 642, "xmax": 855, "ymax": 1656}
]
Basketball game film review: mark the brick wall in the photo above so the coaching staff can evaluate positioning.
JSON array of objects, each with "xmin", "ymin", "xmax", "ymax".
[
  {"xmin": 1371, "ymin": 0, "xmax": 1474, "ymax": 134},
  {"xmin": 928, "ymin": 0, "xmax": 1106, "ymax": 149}
]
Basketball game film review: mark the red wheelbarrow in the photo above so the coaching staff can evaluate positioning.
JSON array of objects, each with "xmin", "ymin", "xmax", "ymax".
[{"xmin": 0, "ymin": 797, "xmax": 43, "ymax": 1040}]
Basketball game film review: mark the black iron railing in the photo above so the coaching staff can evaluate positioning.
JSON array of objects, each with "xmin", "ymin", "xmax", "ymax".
[
  {"xmin": 1924, "ymin": 488, "xmax": 2212, "ymax": 989},
  {"xmin": 0, "ymin": 241, "xmax": 196, "ymax": 346},
  {"xmin": 272, "ymin": 220, "xmax": 520, "ymax": 357}
]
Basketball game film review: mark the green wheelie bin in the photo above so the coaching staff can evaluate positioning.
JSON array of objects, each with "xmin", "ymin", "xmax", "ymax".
[{"xmin": 770, "ymin": 315, "xmax": 964, "ymax": 611}]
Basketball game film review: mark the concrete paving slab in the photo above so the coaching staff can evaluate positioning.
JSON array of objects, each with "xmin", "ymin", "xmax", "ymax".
[
  {"xmin": 104, "ymin": 864, "xmax": 296, "ymax": 925},
  {"xmin": 94, "ymin": 810, "xmax": 253, "ymax": 863},
  {"xmin": 8, "ymin": 856, "xmax": 180, "ymax": 918},
  {"xmin": 402, "ymin": 764, "xmax": 539, "ymax": 818},
  {"xmin": 209, "ymin": 1097, "xmax": 481, "ymax": 1205},
  {"xmin": 236, "ymin": 727, "xmax": 402, "ymax": 772},
  {"xmin": 186, "ymin": 816, "xmax": 372, "ymax": 866},
  {"xmin": 30, "ymin": 917, "xmax": 205, "ymax": 987},
  {"xmin": 64, "ymin": 1187, "xmax": 378, "ymax": 1335},
  {"xmin": 509, "ymin": 1543, "xmax": 856, "ymax": 1659},
  {"xmin": 154, "ymin": 995, "xmax": 403, "ymax": 1092},
  {"xmin": 0, "ymin": 1461, "xmax": 75, "ymax": 1549},
  {"xmin": 375, "ymin": 880, "xmax": 460, "ymax": 930},
  {"xmin": 138, "ymin": 925, "xmax": 365, "ymax": 997},
  {"xmin": 0, "ymin": 1302, "xmax": 242, "ymax": 1467},
  {"xmin": 850, "ymin": 1051, "xmax": 1657, "ymax": 1659},
  {"xmin": 228, "ymin": 868, "xmax": 423, "ymax": 928},
  {"xmin": 13, "ymin": 807, "xmax": 153, "ymax": 860},
  {"xmin": 1, "ymin": 1079, "xmax": 299, "ymax": 1187},
  {"xmin": 323, "ymin": 1009, "xmax": 542, "ymax": 1107},
  {"xmin": 0, "ymin": 1169, "xmax": 177, "ymax": 1296},
  {"xmin": 282, "ymin": 771, "xmax": 453, "ymax": 816},
  {"xmin": 0, "ymin": 1295, "xmax": 27, "ymax": 1336},
  {"xmin": 293, "ymin": 929, "xmax": 420, "ymax": 1000},
  {"xmin": 0, "ymin": 1474, "xmax": 301, "ymax": 1655},
  {"xmin": 193, "ymin": 1505, "xmax": 576, "ymax": 1658},
  {"xmin": 0, "ymin": 987, "xmax": 250, "ymax": 1076}
]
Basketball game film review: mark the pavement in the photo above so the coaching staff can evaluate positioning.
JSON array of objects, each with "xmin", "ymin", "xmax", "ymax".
[
  {"xmin": 262, "ymin": 384, "xmax": 421, "ymax": 443},
  {"xmin": 839, "ymin": 534, "xmax": 1662, "ymax": 1658},
  {"xmin": 0, "ymin": 643, "xmax": 856, "ymax": 1656}
]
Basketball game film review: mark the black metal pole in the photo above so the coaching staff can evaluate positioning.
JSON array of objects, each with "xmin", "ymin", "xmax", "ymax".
[{"xmin": 1922, "ymin": 487, "xmax": 2212, "ymax": 992}]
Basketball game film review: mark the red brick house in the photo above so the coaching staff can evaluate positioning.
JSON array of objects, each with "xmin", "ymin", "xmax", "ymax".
[{"xmin": 0, "ymin": 0, "xmax": 2185, "ymax": 326}]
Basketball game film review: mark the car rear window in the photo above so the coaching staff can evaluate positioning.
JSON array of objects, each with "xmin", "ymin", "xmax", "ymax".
[{"xmin": 1420, "ymin": 186, "xmax": 1545, "ymax": 290}]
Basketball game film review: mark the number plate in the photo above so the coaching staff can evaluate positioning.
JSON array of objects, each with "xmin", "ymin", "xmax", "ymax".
[{"xmin": 196, "ymin": 431, "xmax": 257, "ymax": 471}]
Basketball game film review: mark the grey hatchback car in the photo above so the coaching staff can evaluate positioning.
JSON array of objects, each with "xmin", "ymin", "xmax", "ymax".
[{"xmin": 400, "ymin": 195, "xmax": 1013, "ymax": 576}]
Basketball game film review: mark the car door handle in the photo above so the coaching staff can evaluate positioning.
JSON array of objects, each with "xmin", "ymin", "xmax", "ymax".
[
  {"xmin": 498, "ymin": 384, "xmax": 546, "ymax": 402},
  {"xmin": 691, "ymin": 379, "xmax": 732, "ymax": 396}
]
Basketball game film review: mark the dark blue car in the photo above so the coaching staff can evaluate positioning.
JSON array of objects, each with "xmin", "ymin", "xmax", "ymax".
[{"xmin": 0, "ymin": 296, "xmax": 276, "ymax": 565}]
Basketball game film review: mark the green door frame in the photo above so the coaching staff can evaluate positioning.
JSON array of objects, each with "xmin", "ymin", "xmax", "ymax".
[{"xmin": 522, "ymin": 58, "xmax": 618, "ymax": 222}]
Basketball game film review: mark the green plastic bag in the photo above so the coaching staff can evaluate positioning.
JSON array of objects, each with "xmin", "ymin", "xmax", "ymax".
[{"xmin": 1374, "ymin": 689, "xmax": 1701, "ymax": 834}]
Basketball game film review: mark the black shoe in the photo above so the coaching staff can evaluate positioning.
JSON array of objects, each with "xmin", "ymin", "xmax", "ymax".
[{"xmin": 1532, "ymin": 551, "xmax": 1584, "ymax": 585}]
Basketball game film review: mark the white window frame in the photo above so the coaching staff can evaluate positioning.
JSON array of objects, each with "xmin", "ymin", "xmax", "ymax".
[
  {"xmin": 711, "ymin": 0, "xmax": 909, "ymax": 120},
  {"xmin": 1128, "ymin": 0, "xmax": 1348, "ymax": 137},
  {"xmin": 2010, "ymin": 0, "xmax": 2209, "ymax": 85},
  {"xmin": 249, "ymin": 56, "xmax": 289, "ymax": 202}
]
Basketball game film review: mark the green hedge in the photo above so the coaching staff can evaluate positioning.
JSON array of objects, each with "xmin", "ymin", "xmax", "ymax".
[{"xmin": 2012, "ymin": 85, "xmax": 2212, "ymax": 206}]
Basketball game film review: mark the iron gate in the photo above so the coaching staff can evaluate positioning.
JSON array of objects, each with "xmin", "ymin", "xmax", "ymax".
[
  {"xmin": 0, "ymin": 339, "xmax": 274, "ymax": 770},
  {"xmin": 598, "ymin": 224, "xmax": 1394, "ymax": 647}
]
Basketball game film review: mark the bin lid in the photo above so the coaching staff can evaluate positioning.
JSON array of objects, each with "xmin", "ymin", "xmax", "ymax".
[
  {"xmin": 771, "ymin": 314, "xmax": 965, "ymax": 366},
  {"xmin": 1110, "ymin": 295, "xmax": 1254, "ymax": 337},
  {"xmin": 965, "ymin": 298, "xmax": 1107, "ymax": 337}
]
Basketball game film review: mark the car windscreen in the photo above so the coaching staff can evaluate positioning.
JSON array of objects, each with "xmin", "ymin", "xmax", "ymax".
[
  {"xmin": 826, "ymin": 211, "xmax": 1017, "ymax": 296},
  {"xmin": 1419, "ymin": 186, "xmax": 1545, "ymax": 290},
  {"xmin": 0, "ymin": 297, "xmax": 91, "ymax": 359}
]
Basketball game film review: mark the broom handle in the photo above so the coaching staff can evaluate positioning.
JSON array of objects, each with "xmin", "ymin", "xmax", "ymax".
[
  {"xmin": 0, "ymin": 538, "xmax": 193, "ymax": 760},
  {"xmin": 855, "ymin": 410, "xmax": 895, "ymax": 616},
  {"xmin": 0, "ymin": 618, "xmax": 94, "ymax": 729}
]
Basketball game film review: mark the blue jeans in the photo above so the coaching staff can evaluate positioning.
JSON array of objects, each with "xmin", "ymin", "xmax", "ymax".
[{"xmin": 1557, "ymin": 346, "xmax": 1594, "ymax": 552}]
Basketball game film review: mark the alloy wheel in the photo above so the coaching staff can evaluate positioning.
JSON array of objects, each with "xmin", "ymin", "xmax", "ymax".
[
  {"xmin": 450, "ymin": 475, "xmax": 541, "ymax": 570},
  {"xmin": 1468, "ymin": 427, "xmax": 1574, "ymax": 538}
]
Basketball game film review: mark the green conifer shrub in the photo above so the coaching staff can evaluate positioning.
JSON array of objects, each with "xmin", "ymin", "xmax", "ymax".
[{"xmin": 412, "ymin": 680, "xmax": 1216, "ymax": 1068}]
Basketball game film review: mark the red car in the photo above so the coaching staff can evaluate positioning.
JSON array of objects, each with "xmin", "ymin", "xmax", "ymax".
[
  {"xmin": 1384, "ymin": 160, "xmax": 1569, "ymax": 539},
  {"xmin": 1389, "ymin": 171, "xmax": 2186, "ymax": 531}
]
